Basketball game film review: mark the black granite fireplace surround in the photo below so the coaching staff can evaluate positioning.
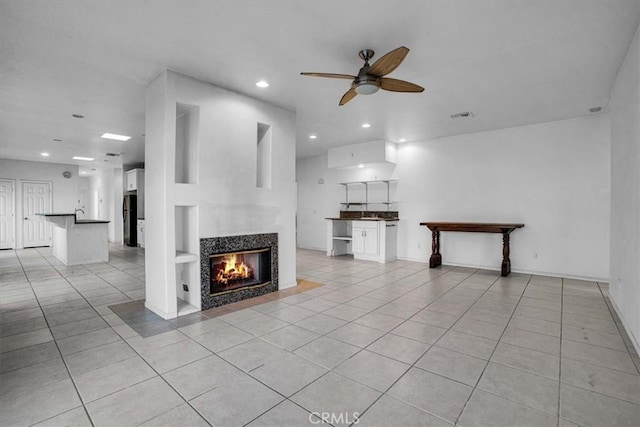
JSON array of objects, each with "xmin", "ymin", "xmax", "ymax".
[{"xmin": 200, "ymin": 233, "xmax": 278, "ymax": 309}]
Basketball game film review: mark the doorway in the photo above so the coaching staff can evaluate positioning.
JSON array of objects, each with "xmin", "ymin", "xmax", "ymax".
[
  {"xmin": 22, "ymin": 181, "xmax": 51, "ymax": 248},
  {"xmin": 0, "ymin": 179, "xmax": 15, "ymax": 249},
  {"xmin": 77, "ymin": 190, "xmax": 87, "ymax": 220}
]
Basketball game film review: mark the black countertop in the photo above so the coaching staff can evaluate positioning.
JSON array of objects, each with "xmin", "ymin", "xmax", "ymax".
[{"xmin": 36, "ymin": 213, "xmax": 110, "ymax": 224}]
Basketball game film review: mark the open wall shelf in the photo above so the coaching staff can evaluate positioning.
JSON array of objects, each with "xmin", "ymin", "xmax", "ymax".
[{"xmin": 339, "ymin": 180, "xmax": 398, "ymax": 211}]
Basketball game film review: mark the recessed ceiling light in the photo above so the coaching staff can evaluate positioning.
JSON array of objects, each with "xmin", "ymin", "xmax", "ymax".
[
  {"xmin": 73, "ymin": 156, "xmax": 95, "ymax": 161},
  {"xmin": 309, "ymin": 135, "xmax": 317, "ymax": 139},
  {"xmin": 80, "ymin": 171, "xmax": 87, "ymax": 175},
  {"xmin": 399, "ymin": 138, "xmax": 406, "ymax": 142},
  {"xmin": 72, "ymin": 114, "xmax": 84, "ymax": 119},
  {"xmin": 101, "ymin": 133, "xmax": 131, "ymax": 141},
  {"xmin": 256, "ymin": 80, "xmax": 269, "ymax": 88},
  {"xmin": 358, "ymin": 164, "xmax": 364, "ymax": 168},
  {"xmin": 52, "ymin": 138, "xmax": 63, "ymax": 142},
  {"xmin": 361, "ymin": 123, "xmax": 371, "ymax": 128},
  {"xmin": 40, "ymin": 152, "xmax": 50, "ymax": 157}
]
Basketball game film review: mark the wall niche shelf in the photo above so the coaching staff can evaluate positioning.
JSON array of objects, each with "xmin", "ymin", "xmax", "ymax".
[
  {"xmin": 175, "ymin": 205, "xmax": 199, "ymax": 316},
  {"xmin": 175, "ymin": 251, "xmax": 198, "ymax": 264},
  {"xmin": 177, "ymin": 299, "xmax": 200, "ymax": 317},
  {"xmin": 340, "ymin": 180, "xmax": 398, "ymax": 211},
  {"xmin": 175, "ymin": 103, "xmax": 199, "ymax": 185}
]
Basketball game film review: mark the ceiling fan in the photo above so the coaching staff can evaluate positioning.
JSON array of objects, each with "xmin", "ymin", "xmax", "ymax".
[{"xmin": 301, "ymin": 46, "xmax": 424, "ymax": 106}]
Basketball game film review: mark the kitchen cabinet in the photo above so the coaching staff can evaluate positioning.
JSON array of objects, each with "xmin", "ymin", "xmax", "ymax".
[
  {"xmin": 326, "ymin": 219, "xmax": 398, "ymax": 263},
  {"xmin": 126, "ymin": 168, "xmax": 144, "ymax": 191},
  {"xmin": 352, "ymin": 221, "xmax": 378, "ymax": 256},
  {"xmin": 137, "ymin": 219, "xmax": 145, "ymax": 248}
]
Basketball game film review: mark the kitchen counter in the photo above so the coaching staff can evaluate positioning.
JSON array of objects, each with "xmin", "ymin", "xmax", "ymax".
[
  {"xmin": 37, "ymin": 213, "xmax": 110, "ymax": 265},
  {"xmin": 38, "ymin": 213, "xmax": 109, "ymax": 225}
]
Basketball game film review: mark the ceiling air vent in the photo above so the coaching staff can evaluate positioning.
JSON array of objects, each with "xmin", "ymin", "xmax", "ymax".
[
  {"xmin": 105, "ymin": 152, "xmax": 121, "ymax": 157},
  {"xmin": 450, "ymin": 111, "xmax": 475, "ymax": 120}
]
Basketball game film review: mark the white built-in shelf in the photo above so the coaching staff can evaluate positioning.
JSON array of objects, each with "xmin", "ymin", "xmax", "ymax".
[
  {"xmin": 175, "ymin": 251, "xmax": 198, "ymax": 263},
  {"xmin": 177, "ymin": 298, "xmax": 199, "ymax": 316},
  {"xmin": 333, "ymin": 236, "xmax": 353, "ymax": 241}
]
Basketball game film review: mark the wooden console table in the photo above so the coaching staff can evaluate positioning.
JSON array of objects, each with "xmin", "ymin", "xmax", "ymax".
[{"xmin": 419, "ymin": 222, "xmax": 525, "ymax": 276}]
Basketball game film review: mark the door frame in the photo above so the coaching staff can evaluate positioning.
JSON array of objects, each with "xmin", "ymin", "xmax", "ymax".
[
  {"xmin": 0, "ymin": 179, "xmax": 16, "ymax": 249},
  {"xmin": 21, "ymin": 180, "xmax": 53, "ymax": 248}
]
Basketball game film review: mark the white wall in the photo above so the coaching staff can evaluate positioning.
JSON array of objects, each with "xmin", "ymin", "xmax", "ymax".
[
  {"xmin": 297, "ymin": 114, "xmax": 611, "ymax": 280},
  {"xmin": 145, "ymin": 70, "xmax": 297, "ymax": 319},
  {"xmin": 0, "ymin": 159, "xmax": 79, "ymax": 248},
  {"xmin": 609, "ymin": 22, "xmax": 640, "ymax": 352}
]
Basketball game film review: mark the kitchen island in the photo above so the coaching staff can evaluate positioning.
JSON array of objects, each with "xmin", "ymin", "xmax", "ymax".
[{"xmin": 37, "ymin": 214, "xmax": 110, "ymax": 266}]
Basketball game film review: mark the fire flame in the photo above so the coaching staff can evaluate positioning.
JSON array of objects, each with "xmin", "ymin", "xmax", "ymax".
[{"xmin": 215, "ymin": 254, "xmax": 252, "ymax": 285}]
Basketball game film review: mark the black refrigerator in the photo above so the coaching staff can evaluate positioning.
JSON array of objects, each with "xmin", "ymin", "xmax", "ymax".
[{"xmin": 123, "ymin": 194, "xmax": 137, "ymax": 246}]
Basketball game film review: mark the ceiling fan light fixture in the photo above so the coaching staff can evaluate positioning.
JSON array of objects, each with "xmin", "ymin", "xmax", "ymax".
[{"xmin": 355, "ymin": 82, "xmax": 380, "ymax": 95}]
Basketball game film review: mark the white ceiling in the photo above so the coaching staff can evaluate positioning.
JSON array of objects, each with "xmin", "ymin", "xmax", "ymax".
[{"xmin": 1, "ymin": 1, "xmax": 639, "ymax": 170}]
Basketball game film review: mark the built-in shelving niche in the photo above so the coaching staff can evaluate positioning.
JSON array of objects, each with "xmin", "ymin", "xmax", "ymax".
[
  {"xmin": 256, "ymin": 122, "xmax": 272, "ymax": 189},
  {"xmin": 175, "ymin": 205, "xmax": 199, "ymax": 315},
  {"xmin": 175, "ymin": 102, "xmax": 199, "ymax": 185}
]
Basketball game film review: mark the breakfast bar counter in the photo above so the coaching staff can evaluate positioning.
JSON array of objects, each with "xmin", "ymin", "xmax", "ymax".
[{"xmin": 37, "ymin": 214, "xmax": 110, "ymax": 266}]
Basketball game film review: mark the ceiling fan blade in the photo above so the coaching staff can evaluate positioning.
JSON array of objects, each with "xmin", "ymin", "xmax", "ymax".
[
  {"xmin": 339, "ymin": 87, "xmax": 357, "ymax": 106},
  {"xmin": 368, "ymin": 46, "xmax": 410, "ymax": 76},
  {"xmin": 380, "ymin": 77, "xmax": 424, "ymax": 93},
  {"xmin": 301, "ymin": 72, "xmax": 356, "ymax": 80}
]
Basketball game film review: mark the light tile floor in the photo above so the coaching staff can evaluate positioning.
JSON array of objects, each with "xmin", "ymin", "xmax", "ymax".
[{"xmin": 1, "ymin": 245, "xmax": 639, "ymax": 426}]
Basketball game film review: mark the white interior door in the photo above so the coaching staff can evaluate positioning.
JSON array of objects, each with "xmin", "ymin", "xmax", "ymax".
[
  {"xmin": 0, "ymin": 180, "xmax": 15, "ymax": 249},
  {"xmin": 77, "ymin": 190, "xmax": 87, "ymax": 219},
  {"xmin": 22, "ymin": 181, "xmax": 51, "ymax": 248}
]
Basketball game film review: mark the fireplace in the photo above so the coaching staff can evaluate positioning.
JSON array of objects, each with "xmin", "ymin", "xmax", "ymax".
[
  {"xmin": 210, "ymin": 248, "xmax": 271, "ymax": 295},
  {"xmin": 200, "ymin": 233, "xmax": 278, "ymax": 309}
]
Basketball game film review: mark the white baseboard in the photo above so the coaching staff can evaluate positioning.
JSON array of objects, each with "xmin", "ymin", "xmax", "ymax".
[
  {"xmin": 397, "ymin": 258, "xmax": 608, "ymax": 283},
  {"xmin": 144, "ymin": 301, "xmax": 176, "ymax": 320},
  {"xmin": 279, "ymin": 280, "xmax": 298, "ymax": 290},
  {"xmin": 608, "ymin": 296, "xmax": 640, "ymax": 356},
  {"xmin": 296, "ymin": 245, "xmax": 326, "ymax": 252}
]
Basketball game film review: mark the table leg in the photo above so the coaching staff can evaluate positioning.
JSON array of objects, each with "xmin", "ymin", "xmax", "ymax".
[
  {"xmin": 429, "ymin": 230, "xmax": 442, "ymax": 268},
  {"xmin": 501, "ymin": 231, "xmax": 511, "ymax": 276}
]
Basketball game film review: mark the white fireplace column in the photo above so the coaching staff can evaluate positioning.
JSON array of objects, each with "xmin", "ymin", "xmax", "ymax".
[{"xmin": 144, "ymin": 70, "xmax": 297, "ymax": 319}]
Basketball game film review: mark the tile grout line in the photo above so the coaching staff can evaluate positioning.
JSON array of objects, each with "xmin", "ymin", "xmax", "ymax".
[
  {"xmin": 230, "ymin": 263, "xmax": 457, "ymax": 426},
  {"xmin": 7, "ymin": 249, "xmax": 636, "ymax": 426},
  {"xmin": 349, "ymin": 268, "xmax": 496, "ymax": 426},
  {"xmin": 26, "ymin": 246, "xmax": 199, "ymax": 426},
  {"xmin": 557, "ymin": 277, "xmax": 564, "ymax": 427},
  {"xmin": 453, "ymin": 273, "xmax": 536, "ymax": 426},
  {"xmin": 16, "ymin": 249, "xmax": 96, "ymax": 427}
]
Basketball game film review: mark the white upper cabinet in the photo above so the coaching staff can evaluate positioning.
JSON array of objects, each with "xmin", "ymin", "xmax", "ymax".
[{"xmin": 126, "ymin": 168, "xmax": 144, "ymax": 191}]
